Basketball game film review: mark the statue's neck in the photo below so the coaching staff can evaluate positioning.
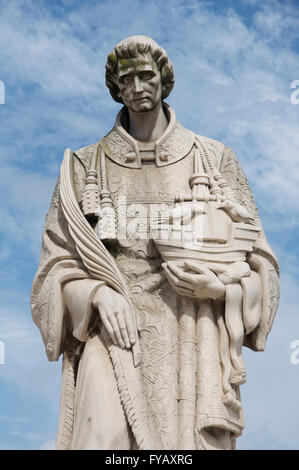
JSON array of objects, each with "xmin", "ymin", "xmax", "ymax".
[{"xmin": 126, "ymin": 101, "xmax": 168, "ymax": 142}]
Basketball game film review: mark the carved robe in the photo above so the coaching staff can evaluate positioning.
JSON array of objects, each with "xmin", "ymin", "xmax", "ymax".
[{"xmin": 31, "ymin": 104, "xmax": 279, "ymax": 450}]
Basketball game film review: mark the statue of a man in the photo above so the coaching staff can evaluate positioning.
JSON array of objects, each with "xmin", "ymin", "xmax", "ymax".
[{"xmin": 31, "ymin": 36, "xmax": 280, "ymax": 450}]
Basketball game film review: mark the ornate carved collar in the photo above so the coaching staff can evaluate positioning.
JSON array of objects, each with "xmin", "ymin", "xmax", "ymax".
[{"xmin": 101, "ymin": 103, "xmax": 195, "ymax": 168}]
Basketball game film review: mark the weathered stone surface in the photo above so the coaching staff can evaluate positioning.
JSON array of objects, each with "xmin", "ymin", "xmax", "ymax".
[{"xmin": 31, "ymin": 35, "xmax": 279, "ymax": 450}]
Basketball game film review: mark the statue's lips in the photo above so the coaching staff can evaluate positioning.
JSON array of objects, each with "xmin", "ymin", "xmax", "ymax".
[{"xmin": 133, "ymin": 97, "xmax": 148, "ymax": 101}]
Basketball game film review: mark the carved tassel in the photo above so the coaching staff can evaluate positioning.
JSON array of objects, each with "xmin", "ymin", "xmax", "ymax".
[
  {"xmin": 95, "ymin": 149, "xmax": 117, "ymax": 239},
  {"xmin": 82, "ymin": 145, "xmax": 100, "ymax": 217}
]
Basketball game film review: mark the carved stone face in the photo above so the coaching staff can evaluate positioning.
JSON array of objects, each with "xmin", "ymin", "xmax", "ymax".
[{"xmin": 116, "ymin": 53, "xmax": 162, "ymax": 112}]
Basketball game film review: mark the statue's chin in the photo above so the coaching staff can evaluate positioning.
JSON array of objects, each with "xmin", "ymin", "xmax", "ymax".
[{"xmin": 127, "ymin": 99, "xmax": 155, "ymax": 113}]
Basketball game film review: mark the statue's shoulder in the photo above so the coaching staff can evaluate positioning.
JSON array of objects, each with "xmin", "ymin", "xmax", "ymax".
[
  {"xmin": 195, "ymin": 133, "xmax": 227, "ymax": 170},
  {"xmin": 66, "ymin": 141, "xmax": 101, "ymax": 203},
  {"xmin": 72, "ymin": 141, "xmax": 101, "ymax": 172}
]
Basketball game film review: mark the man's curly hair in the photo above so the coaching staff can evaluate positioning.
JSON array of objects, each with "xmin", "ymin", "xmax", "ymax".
[{"xmin": 105, "ymin": 35, "xmax": 175, "ymax": 104}]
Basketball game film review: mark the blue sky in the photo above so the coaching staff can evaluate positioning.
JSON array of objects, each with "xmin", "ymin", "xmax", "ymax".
[{"xmin": 0, "ymin": 0, "xmax": 299, "ymax": 450}]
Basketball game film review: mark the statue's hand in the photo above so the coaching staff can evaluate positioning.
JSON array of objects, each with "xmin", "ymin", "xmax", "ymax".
[
  {"xmin": 92, "ymin": 285, "xmax": 136, "ymax": 349},
  {"xmin": 162, "ymin": 261, "xmax": 226, "ymax": 300},
  {"xmin": 208, "ymin": 261, "xmax": 250, "ymax": 285}
]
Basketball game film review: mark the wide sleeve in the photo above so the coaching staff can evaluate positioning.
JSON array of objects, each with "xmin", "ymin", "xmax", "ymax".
[
  {"xmin": 30, "ymin": 174, "xmax": 104, "ymax": 362},
  {"xmin": 219, "ymin": 146, "xmax": 280, "ymax": 351}
]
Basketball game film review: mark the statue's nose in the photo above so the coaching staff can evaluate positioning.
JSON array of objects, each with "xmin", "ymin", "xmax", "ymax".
[{"xmin": 133, "ymin": 76, "xmax": 143, "ymax": 93}]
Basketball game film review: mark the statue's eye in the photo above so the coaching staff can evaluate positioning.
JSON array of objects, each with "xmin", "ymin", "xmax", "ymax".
[
  {"xmin": 120, "ymin": 75, "xmax": 134, "ymax": 85},
  {"xmin": 139, "ymin": 71, "xmax": 155, "ymax": 81}
]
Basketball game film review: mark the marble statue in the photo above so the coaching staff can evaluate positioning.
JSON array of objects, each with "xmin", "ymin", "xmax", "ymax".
[{"xmin": 31, "ymin": 36, "xmax": 280, "ymax": 450}]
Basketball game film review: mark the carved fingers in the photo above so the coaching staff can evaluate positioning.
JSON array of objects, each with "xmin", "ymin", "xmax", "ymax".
[
  {"xmin": 162, "ymin": 262, "xmax": 193, "ymax": 287},
  {"xmin": 162, "ymin": 261, "xmax": 226, "ymax": 300},
  {"xmin": 184, "ymin": 260, "xmax": 218, "ymax": 279},
  {"xmin": 162, "ymin": 262, "xmax": 195, "ymax": 297},
  {"xmin": 99, "ymin": 307, "xmax": 118, "ymax": 346},
  {"xmin": 92, "ymin": 285, "xmax": 136, "ymax": 349}
]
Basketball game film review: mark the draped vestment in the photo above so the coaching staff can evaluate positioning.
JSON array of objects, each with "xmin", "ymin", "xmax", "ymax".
[{"xmin": 31, "ymin": 105, "xmax": 279, "ymax": 450}]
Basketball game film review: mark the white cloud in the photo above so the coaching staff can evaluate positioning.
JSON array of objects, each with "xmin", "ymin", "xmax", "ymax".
[{"xmin": 0, "ymin": 1, "xmax": 102, "ymax": 99}]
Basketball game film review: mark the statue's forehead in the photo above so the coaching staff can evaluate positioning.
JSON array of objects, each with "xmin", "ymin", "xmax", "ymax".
[{"xmin": 117, "ymin": 54, "xmax": 157, "ymax": 75}]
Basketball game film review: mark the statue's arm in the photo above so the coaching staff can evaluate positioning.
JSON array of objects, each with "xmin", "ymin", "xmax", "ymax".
[
  {"xmin": 31, "ymin": 170, "xmax": 104, "ymax": 361},
  {"xmin": 219, "ymin": 145, "xmax": 280, "ymax": 351}
]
